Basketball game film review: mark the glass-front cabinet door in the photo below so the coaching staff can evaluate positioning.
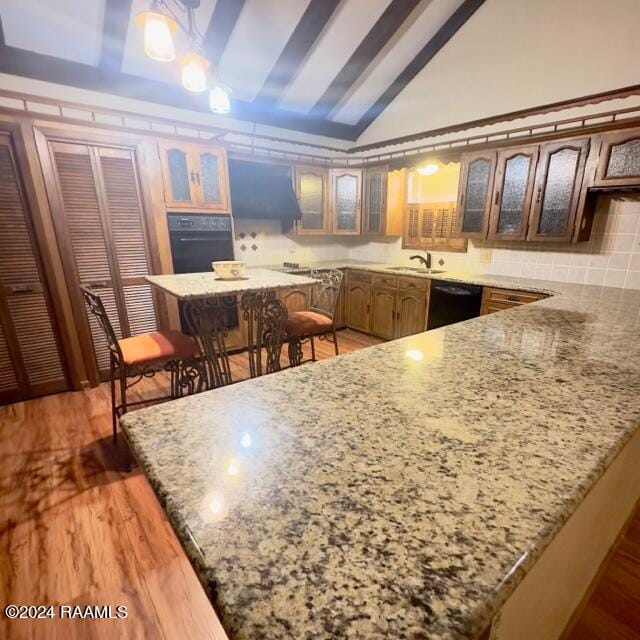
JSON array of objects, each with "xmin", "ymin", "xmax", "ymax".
[
  {"xmin": 331, "ymin": 169, "xmax": 362, "ymax": 235},
  {"xmin": 456, "ymin": 151, "xmax": 496, "ymax": 238},
  {"xmin": 294, "ymin": 166, "xmax": 329, "ymax": 235},
  {"xmin": 594, "ymin": 127, "xmax": 640, "ymax": 187},
  {"xmin": 363, "ymin": 167, "xmax": 388, "ymax": 235},
  {"xmin": 193, "ymin": 149, "xmax": 228, "ymax": 210},
  {"xmin": 488, "ymin": 146, "xmax": 539, "ymax": 241},
  {"xmin": 158, "ymin": 142, "xmax": 229, "ymax": 211},
  {"xmin": 159, "ymin": 143, "xmax": 195, "ymax": 207},
  {"xmin": 527, "ymin": 139, "xmax": 589, "ymax": 242}
]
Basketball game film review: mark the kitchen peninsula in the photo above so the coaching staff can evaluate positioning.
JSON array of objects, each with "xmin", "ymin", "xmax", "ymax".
[{"xmin": 122, "ymin": 273, "xmax": 640, "ymax": 640}]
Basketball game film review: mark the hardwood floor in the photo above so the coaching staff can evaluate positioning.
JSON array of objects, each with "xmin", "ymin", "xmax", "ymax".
[
  {"xmin": 1, "ymin": 327, "xmax": 639, "ymax": 640},
  {"xmin": 0, "ymin": 330, "xmax": 381, "ymax": 640}
]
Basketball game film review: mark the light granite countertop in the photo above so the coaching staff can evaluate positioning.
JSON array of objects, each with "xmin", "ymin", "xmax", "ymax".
[
  {"xmin": 122, "ymin": 272, "xmax": 640, "ymax": 640},
  {"xmin": 146, "ymin": 268, "xmax": 316, "ymax": 299}
]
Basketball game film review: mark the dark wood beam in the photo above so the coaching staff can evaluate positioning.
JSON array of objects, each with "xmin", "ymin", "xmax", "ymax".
[
  {"xmin": 99, "ymin": 0, "xmax": 134, "ymax": 72},
  {"xmin": 202, "ymin": 0, "xmax": 246, "ymax": 67},
  {"xmin": 353, "ymin": 0, "xmax": 486, "ymax": 138},
  {"xmin": 254, "ymin": 0, "xmax": 341, "ymax": 106},
  {"xmin": 309, "ymin": 0, "xmax": 421, "ymax": 120},
  {"xmin": 0, "ymin": 45, "xmax": 357, "ymax": 140}
]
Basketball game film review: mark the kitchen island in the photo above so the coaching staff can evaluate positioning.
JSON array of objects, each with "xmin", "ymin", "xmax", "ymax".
[{"xmin": 121, "ymin": 273, "xmax": 640, "ymax": 640}]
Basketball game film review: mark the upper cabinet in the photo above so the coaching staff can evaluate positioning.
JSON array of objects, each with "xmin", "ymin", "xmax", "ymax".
[
  {"xmin": 362, "ymin": 166, "xmax": 388, "ymax": 235},
  {"xmin": 488, "ymin": 145, "xmax": 539, "ymax": 241},
  {"xmin": 527, "ymin": 138, "xmax": 589, "ymax": 242},
  {"xmin": 158, "ymin": 141, "xmax": 229, "ymax": 212},
  {"xmin": 593, "ymin": 127, "xmax": 640, "ymax": 187},
  {"xmin": 330, "ymin": 169, "xmax": 362, "ymax": 235},
  {"xmin": 456, "ymin": 151, "xmax": 496, "ymax": 239},
  {"xmin": 294, "ymin": 166, "xmax": 329, "ymax": 235}
]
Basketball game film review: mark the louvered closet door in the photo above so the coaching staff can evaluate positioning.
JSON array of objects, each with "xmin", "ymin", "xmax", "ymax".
[
  {"xmin": 49, "ymin": 141, "xmax": 158, "ymax": 383},
  {"xmin": 0, "ymin": 133, "xmax": 67, "ymax": 403}
]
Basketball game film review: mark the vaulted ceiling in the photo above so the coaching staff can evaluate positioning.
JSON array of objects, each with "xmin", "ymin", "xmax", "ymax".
[{"xmin": 0, "ymin": 0, "xmax": 485, "ymax": 140}]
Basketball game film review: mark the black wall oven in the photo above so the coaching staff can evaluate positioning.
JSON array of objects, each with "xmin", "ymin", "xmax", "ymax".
[{"xmin": 168, "ymin": 213, "xmax": 238, "ymax": 332}]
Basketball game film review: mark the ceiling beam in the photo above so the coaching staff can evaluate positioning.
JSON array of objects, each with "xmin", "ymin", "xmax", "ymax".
[
  {"xmin": 353, "ymin": 0, "xmax": 486, "ymax": 138},
  {"xmin": 99, "ymin": 0, "xmax": 134, "ymax": 72},
  {"xmin": 202, "ymin": 0, "xmax": 246, "ymax": 67},
  {"xmin": 0, "ymin": 45, "xmax": 357, "ymax": 140},
  {"xmin": 254, "ymin": 0, "xmax": 341, "ymax": 106},
  {"xmin": 309, "ymin": 0, "xmax": 422, "ymax": 121}
]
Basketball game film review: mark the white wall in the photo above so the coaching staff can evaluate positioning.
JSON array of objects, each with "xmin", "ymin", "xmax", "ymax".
[{"xmin": 357, "ymin": 0, "xmax": 640, "ymax": 145}]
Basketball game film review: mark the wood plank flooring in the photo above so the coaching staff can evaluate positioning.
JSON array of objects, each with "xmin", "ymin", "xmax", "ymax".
[
  {"xmin": 0, "ymin": 330, "xmax": 381, "ymax": 640},
  {"xmin": 1, "ymin": 327, "xmax": 639, "ymax": 639}
]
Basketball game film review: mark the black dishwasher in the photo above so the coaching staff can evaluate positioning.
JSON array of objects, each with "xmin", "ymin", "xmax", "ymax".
[{"xmin": 427, "ymin": 280, "xmax": 482, "ymax": 330}]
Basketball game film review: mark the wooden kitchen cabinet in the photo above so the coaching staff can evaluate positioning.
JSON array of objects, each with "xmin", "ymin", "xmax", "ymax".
[
  {"xmin": 593, "ymin": 127, "xmax": 640, "ymax": 187},
  {"xmin": 488, "ymin": 145, "xmax": 539, "ymax": 241},
  {"xmin": 456, "ymin": 151, "xmax": 496, "ymax": 239},
  {"xmin": 527, "ymin": 139, "xmax": 590, "ymax": 242},
  {"xmin": 345, "ymin": 270, "xmax": 371, "ymax": 332},
  {"xmin": 158, "ymin": 141, "xmax": 229, "ymax": 212},
  {"xmin": 294, "ymin": 166, "xmax": 329, "ymax": 235},
  {"xmin": 362, "ymin": 166, "xmax": 389, "ymax": 235},
  {"xmin": 366, "ymin": 272, "xmax": 429, "ymax": 340},
  {"xmin": 330, "ymin": 169, "xmax": 362, "ymax": 235},
  {"xmin": 480, "ymin": 287, "xmax": 548, "ymax": 315},
  {"xmin": 370, "ymin": 286, "xmax": 396, "ymax": 339},
  {"xmin": 278, "ymin": 286, "xmax": 311, "ymax": 314},
  {"xmin": 395, "ymin": 281, "xmax": 428, "ymax": 338}
]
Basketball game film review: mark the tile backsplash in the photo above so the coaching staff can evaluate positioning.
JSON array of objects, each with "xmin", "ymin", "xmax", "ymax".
[
  {"xmin": 350, "ymin": 196, "xmax": 640, "ymax": 290},
  {"xmin": 240, "ymin": 196, "xmax": 640, "ymax": 290}
]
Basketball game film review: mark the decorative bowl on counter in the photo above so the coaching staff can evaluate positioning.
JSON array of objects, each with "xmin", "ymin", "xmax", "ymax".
[{"xmin": 212, "ymin": 260, "xmax": 246, "ymax": 280}]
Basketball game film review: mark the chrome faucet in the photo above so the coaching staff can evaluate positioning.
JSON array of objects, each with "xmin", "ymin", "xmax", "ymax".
[{"xmin": 410, "ymin": 253, "xmax": 432, "ymax": 270}]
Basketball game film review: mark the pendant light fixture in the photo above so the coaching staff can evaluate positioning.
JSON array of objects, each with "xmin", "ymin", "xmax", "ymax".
[
  {"xmin": 181, "ymin": 52, "xmax": 209, "ymax": 93},
  {"xmin": 136, "ymin": 0, "xmax": 232, "ymax": 114},
  {"xmin": 209, "ymin": 84, "xmax": 231, "ymax": 114},
  {"xmin": 135, "ymin": 6, "xmax": 178, "ymax": 62}
]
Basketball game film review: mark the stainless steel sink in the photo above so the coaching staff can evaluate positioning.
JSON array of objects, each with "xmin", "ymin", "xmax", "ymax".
[{"xmin": 386, "ymin": 266, "xmax": 445, "ymax": 275}]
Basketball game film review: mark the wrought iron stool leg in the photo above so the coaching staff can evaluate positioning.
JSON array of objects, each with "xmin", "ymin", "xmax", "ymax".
[
  {"xmin": 310, "ymin": 335, "xmax": 316, "ymax": 362},
  {"xmin": 332, "ymin": 327, "xmax": 339, "ymax": 356},
  {"xmin": 110, "ymin": 352, "xmax": 117, "ymax": 444}
]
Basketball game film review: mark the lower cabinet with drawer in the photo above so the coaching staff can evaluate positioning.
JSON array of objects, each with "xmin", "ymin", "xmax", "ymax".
[{"xmin": 480, "ymin": 286, "xmax": 548, "ymax": 315}]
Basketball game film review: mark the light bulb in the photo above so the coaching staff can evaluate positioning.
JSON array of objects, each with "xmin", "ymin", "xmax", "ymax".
[
  {"xmin": 136, "ymin": 11, "xmax": 177, "ymax": 62},
  {"xmin": 416, "ymin": 163, "xmax": 439, "ymax": 176},
  {"xmin": 209, "ymin": 85, "xmax": 231, "ymax": 114},
  {"xmin": 181, "ymin": 53, "xmax": 209, "ymax": 93}
]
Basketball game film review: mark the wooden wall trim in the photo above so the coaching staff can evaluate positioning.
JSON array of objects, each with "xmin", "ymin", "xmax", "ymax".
[
  {"xmin": 0, "ymin": 88, "xmax": 639, "ymax": 172},
  {"xmin": 351, "ymin": 83, "xmax": 640, "ymax": 152}
]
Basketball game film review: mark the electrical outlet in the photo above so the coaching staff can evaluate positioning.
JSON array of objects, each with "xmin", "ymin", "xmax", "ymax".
[{"xmin": 479, "ymin": 249, "xmax": 492, "ymax": 264}]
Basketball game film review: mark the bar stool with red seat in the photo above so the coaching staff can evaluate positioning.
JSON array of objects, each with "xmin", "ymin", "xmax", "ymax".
[
  {"xmin": 81, "ymin": 286, "xmax": 201, "ymax": 444},
  {"xmin": 286, "ymin": 269, "xmax": 343, "ymax": 366}
]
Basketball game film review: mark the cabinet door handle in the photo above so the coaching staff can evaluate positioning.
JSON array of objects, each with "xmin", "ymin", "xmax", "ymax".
[
  {"xmin": 535, "ymin": 186, "xmax": 542, "ymax": 204},
  {"xmin": 494, "ymin": 189, "xmax": 501, "ymax": 205},
  {"xmin": 87, "ymin": 280, "xmax": 109, "ymax": 289},
  {"xmin": 460, "ymin": 192, "xmax": 464, "ymax": 206},
  {"xmin": 9, "ymin": 284, "xmax": 34, "ymax": 294},
  {"xmin": 195, "ymin": 171, "xmax": 201, "ymax": 185},
  {"xmin": 190, "ymin": 171, "xmax": 197, "ymax": 184},
  {"xmin": 507, "ymin": 295, "xmax": 519, "ymax": 302}
]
